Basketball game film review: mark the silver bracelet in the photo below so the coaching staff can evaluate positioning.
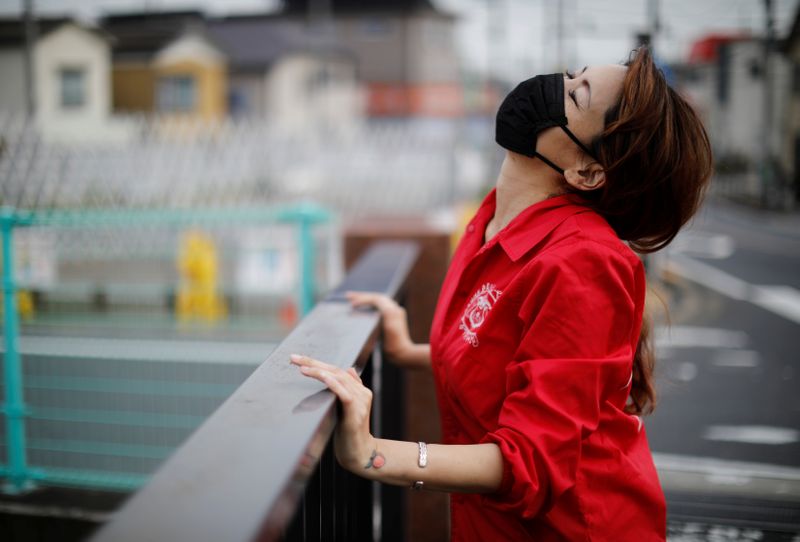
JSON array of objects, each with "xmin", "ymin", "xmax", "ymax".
[
  {"xmin": 417, "ymin": 441, "xmax": 428, "ymax": 468},
  {"xmin": 411, "ymin": 441, "xmax": 427, "ymax": 491}
]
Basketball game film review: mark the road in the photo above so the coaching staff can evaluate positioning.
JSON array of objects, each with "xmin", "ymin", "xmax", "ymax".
[{"xmin": 644, "ymin": 195, "xmax": 800, "ymax": 539}]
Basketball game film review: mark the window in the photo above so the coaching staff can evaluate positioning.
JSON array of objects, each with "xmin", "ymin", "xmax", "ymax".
[
  {"xmin": 157, "ymin": 75, "xmax": 196, "ymax": 113},
  {"xmin": 60, "ymin": 67, "xmax": 85, "ymax": 108}
]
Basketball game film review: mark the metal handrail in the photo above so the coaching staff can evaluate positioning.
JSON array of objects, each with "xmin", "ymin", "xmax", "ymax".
[{"xmin": 89, "ymin": 240, "xmax": 420, "ymax": 542}]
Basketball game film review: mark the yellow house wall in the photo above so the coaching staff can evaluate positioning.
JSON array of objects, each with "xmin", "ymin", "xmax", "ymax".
[
  {"xmin": 112, "ymin": 63, "xmax": 155, "ymax": 112},
  {"xmin": 156, "ymin": 60, "xmax": 227, "ymax": 120}
]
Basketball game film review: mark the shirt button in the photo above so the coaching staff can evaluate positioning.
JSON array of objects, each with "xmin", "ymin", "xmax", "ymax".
[{"xmin": 467, "ymin": 224, "xmax": 475, "ymax": 233}]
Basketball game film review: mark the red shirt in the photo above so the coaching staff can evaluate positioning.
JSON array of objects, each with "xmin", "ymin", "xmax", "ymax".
[{"xmin": 429, "ymin": 188, "xmax": 666, "ymax": 541}]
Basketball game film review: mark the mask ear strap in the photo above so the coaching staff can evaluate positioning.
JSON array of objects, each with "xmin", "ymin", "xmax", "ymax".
[
  {"xmin": 534, "ymin": 151, "xmax": 565, "ymax": 176},
  {"xmin": 560, "ymin": 125, "xmax": 597, "ymax": 160}
]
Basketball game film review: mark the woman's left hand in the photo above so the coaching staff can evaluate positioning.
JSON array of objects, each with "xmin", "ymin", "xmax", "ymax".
[{"xmin": 290, "ymin": 353, "xmax": 377, "ymax": 473}]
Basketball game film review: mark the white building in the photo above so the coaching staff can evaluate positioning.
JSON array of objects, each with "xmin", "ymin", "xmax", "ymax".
[
  {"xmin": 0, "ymin": 18, "xmax": 116, "ymax": 143},
  {"xmin": 208, "ymin": 17, "xmax": 363, "ymax": 133},
  {"xmin": 679, "ymin": 34, "xmax": 793, "ymax": 205}
]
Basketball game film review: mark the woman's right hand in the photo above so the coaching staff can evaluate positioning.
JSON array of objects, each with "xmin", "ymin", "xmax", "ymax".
[{"xmin": 344, "ymin": 291, "xmax": 415, "ymax": 366}]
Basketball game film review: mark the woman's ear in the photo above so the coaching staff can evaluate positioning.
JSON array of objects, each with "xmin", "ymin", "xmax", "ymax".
[{"xmin": 564, "ymin": 162, "xmax": 606, "ymax": 191}]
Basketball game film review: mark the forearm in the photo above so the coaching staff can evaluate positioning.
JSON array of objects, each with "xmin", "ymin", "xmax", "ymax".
[
  {"xmin": 388, "ymin": 343, "xmax": 431, "ymax": 369},
  {"xmin": 293, "ymin": 352, "xmax": 502, "ymax": 494},
  {"xmin": 356, "ymin": 438, "xmax": 504, "ymax": 494}
]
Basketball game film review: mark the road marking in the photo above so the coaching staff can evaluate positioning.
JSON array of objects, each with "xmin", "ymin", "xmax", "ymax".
[
  {"xmin": 703, "ymin": 425, "xmax": 799, "ymax": 445},
  {"xmin": 664, "ymin": 254, "xmax": 749, "ymax": 300},
  {"xmin": 665, "ymin": 254, "xmax": 800, "ymax": 325},
  {"xmin": 671, "ymin": 231, "xmax": 735, "ymax": 259},
  {"xmin": 0, "ymin": 336, "xmax": 275, "ymax": 365},
  {"xmin": 711, "ymin": 349, "xmax": 761, "ymax": 368},
  {"xmin": 654, "ymin": 325, "xmax": 749, "ymax": 349},
  {"xmin": 653, "ymin": 452, "xmax": 800, "ymax": 482},
  {"xmin": 653, "ymin": 453, "xmax": 800, "ymax": 499},
  {"xmin": 751, "ymin": 285, "xmax": 800, "ymax": 325}
]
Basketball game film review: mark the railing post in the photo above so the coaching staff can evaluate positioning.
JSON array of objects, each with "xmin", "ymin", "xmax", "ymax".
[
  {"xmin": 298, "ymin": 214, "xmax": 315, "ymax": 316},
  {"xmin": 0, "ymin": 208, "xmax": 33, "ymax": 493},
  {"xmin": 280, "ymin": 202, "xmax": 331, "ymax": 317}
]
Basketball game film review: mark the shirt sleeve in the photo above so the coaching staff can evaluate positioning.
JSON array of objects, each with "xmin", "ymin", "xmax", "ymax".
[{"xmin": 477, "ymin": 239, "xmax": 645, "ymax": 520}]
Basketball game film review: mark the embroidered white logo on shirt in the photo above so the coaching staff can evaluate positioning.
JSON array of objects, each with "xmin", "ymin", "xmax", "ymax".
[{"xmin": 459, "ymin": 282, "xmax": 502, "ymax": 347}]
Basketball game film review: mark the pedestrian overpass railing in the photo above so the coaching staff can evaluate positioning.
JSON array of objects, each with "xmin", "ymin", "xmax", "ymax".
[{"xmin": 88, "ymin": 240, "xmax": 420, "ymax": 542}]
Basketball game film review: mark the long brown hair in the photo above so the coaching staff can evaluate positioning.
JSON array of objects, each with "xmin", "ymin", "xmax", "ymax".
[{"xmin": 568, "ymin": 46, "xmax": 714, "ymax": 415}]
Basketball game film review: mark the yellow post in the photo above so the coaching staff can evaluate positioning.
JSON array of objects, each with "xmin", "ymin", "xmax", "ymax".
[
  {"xmin": 176, "ymin": 230, "xmax": 227, "ymax": 322},
  {"xmin": 17, "ymin": 291, "xmax": 34, "ymax": 320}
]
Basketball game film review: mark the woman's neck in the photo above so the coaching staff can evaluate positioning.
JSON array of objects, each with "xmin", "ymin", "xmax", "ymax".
[{"xmin": 487, "ymin": 152, "xmax": 564, "ymax": 242}]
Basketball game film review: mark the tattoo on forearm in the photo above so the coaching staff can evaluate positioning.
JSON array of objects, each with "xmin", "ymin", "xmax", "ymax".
[{"xmin": 364, "ymin": 449, "xmax": 386, "ymax": 469}]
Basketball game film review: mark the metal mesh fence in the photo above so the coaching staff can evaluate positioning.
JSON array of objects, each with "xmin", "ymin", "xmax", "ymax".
[{"xmin": 0, "ymin": 113, "xmax": 463, "ymax": 214}]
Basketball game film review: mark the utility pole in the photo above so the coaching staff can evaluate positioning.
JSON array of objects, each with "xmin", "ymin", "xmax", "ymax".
[
  {"xmin": 647, "ymin": 0, "xmax": 660, "ymax": 52},
  {"xmin": 760, "ymin": 0, "xmax": 775, "ymax": 207},
  {"xmin": 22, "ymin": 0, "xmax": 37, "ymax": 118},
  {"xmin": 556, "ymin": 0, "xmax": 564, "ymax": 70},
  {"xmin": 487, "ymin": 0, "xmax": 506, "ymax": 82},
  {"xmin": 484, "ymin": 0, "xmax": 508, "ymax": 191}
]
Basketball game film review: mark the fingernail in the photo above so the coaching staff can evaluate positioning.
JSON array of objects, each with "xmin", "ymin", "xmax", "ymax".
[{"xmin": 290, "ymin": 354, "xmax": 302, "ymax": 362}]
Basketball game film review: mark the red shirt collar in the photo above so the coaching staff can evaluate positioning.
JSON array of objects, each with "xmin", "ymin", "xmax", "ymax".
[{"xmin": 472, "ymin": 187, "xmax": 593, "ymax": 262}]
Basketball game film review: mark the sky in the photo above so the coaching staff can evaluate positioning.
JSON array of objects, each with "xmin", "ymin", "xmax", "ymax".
[{"xmin": 1, "ymin": 0, "xmax": 798, "ymax": 82}]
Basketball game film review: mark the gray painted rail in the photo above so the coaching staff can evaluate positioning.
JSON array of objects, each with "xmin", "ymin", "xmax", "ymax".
[{"xmin": 90, "ymin": 240, "xmax": 420, "ymax": 542}]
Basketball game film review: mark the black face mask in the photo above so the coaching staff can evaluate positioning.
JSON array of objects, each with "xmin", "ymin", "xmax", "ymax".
[{"xmin": 495, "ymin": 73, "xmax": 597, "ymax": 176}]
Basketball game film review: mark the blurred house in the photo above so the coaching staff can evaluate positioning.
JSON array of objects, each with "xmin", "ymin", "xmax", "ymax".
[
  {"xmin": 276, "ymin": 0, "xmax": 462, "ymax": 118},
  {"xmin": 99, "ymin": 1, "xmax": 462, "ymax": 124},
  {"xmin": 0, "ymin": 17, "xmax": 113, "ymax": 142},
  {"xmin": 676, "ymin": 33, "xmax": 792, "ymax": 205},
  {"xmin": 102, "ymin": 10, "xmax": 360, "ymax": 130},
  {"xmin": 0, "ymin": 0, "xmax": 463, "ymax": 150},
  {"xmin": 682, "ymin": 34, "xmax": 790, "ymax": 166},
  {"xmin": 781, "ymin": 9, "xmax": 800, "ymax": 203},
  {"xmin": 102, "ymin": 12, "xmax": 227, "ymax": 121},
  {"xmin": 207, "ymin": 17, "xmax": 361, "ymax": 131}
]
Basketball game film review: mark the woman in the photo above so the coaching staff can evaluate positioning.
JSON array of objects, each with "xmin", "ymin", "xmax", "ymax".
[{"xmin": 290, "ymin": 45, "xmax": 712, "ymax": 541}]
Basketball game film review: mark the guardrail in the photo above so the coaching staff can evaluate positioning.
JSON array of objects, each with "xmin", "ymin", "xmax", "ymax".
[{"xmin": 89, "ymin": 240, "xmax": 420, "ymax": 542}]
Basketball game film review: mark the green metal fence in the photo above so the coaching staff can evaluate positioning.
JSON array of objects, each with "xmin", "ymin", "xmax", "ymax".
[{"xmin": 0, "ymin": 203, "xmax": 334, "ymax": 493}]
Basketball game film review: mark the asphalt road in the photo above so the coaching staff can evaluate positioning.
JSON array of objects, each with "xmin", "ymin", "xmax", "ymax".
[{"xmin": 643, "ymin": 195, "xmax": 800, "ymax": 537}]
